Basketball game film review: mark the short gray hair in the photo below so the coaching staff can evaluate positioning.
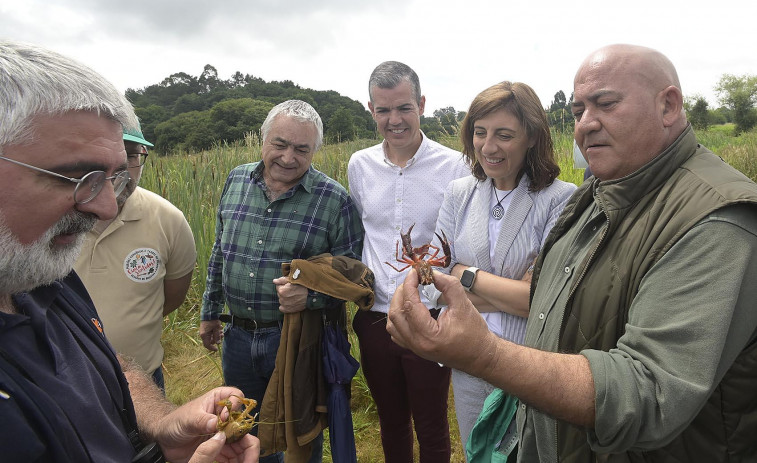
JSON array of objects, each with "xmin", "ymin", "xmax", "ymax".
[
  {"xmin": 260, "ymin": 100, "xmax": 324, "ymax": 151},
  {"xmin": 0, "ymin": 41, "xmax": 138, "ymax": 149},
  {"xmin": 368, "ymin": 61, "xmax": 422, "ymax": 105}
]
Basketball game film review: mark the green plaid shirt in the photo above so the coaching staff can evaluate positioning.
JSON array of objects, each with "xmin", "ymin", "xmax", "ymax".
[{"xmin": 201, "ymin": 162, "xmax": 363, "ymax": 322}]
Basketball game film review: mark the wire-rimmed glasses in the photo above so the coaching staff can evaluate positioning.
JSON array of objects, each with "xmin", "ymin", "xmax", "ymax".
[
  {"xmin": 0, "ymin": 155, "xmax": 131, "ymax": 204},
  {"xmin": 127, "ymin": 152, "xmax": 148, "ymax": 168}
]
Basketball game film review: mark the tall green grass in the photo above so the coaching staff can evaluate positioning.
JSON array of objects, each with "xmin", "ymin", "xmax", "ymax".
[{"xmin": 144, "ymin": 127, "xmax": 756, "ymax": 462}]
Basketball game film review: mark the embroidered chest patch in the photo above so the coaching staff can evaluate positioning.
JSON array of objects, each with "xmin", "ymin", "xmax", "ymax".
[{"xmin": 123, "ymin": 248, "xmax": 161, "ymax": 282}]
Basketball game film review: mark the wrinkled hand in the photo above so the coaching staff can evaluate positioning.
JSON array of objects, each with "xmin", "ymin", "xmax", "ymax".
[
  {"xmin": 386, "ymin": 269, "xmax": 496, "ymax": 373},
  {"xmin": 155, "ymin": 387, "xmax": 259, "ymax": 463},
  {"xmin": 188, "ymin": 431, "xmax": 259, "ymax": 463},
  {"xmin": 200, "ymin": 320, "xmax": 223, "ymax": 352},
  {"xmin": 273, "ymin": 276, "xmax": 307, "ymax": 313}
]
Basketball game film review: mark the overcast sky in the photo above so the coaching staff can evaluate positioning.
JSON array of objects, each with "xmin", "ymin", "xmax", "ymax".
[{"xmin": 3, "ymin": 0, "xmax": 755, "ymax": 114}]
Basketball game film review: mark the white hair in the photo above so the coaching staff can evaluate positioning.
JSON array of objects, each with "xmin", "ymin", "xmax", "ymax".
[
  {"xmin": 0, "ymin": 40, "xmax": 138, "ymax": 148},
  {"xmin": 260, "ymin": 100, "xmax": 323, "ymax": 151}
]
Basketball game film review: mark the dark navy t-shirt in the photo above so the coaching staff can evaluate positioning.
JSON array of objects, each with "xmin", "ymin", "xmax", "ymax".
[{"xmin": 0, "ymin": 276, "xmax": 136, "ymax": 462}]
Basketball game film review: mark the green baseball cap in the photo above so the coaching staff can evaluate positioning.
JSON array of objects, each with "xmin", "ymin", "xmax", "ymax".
[{"xmin": 123, "ymin": 124, "xmax": 154, "ymax": 147}]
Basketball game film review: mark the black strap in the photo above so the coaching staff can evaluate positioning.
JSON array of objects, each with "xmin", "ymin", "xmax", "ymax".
[
  {"xmin": 55, "ymin": 285, "xmax": 148, "ymax": 456},
  {"xmin": 0, "ymin": 347, "xmax": 32, "ymax": 381},
  {"xmin": 56, "ymin": 287, "xmax": 166, "ymax": 463},
  {"xmin": 61, "ymin": 315, "xmax": 145, "ymax": 448},
  {"xmin": 219, "ymin": 313, "xmax": 280, "ymax": 330}
]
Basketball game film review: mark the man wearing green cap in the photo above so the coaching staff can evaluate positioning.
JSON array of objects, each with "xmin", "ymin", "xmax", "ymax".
[{"xmin": 74, "ymin": 126, "xmax": 197, "ymax": 390}]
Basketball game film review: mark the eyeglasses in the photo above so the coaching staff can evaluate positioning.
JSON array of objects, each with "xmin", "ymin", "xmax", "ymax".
[
  {"xmin": 127, "ymin": 152, "xmax": 149, "ymax": 168},
  {"xmin": 0, "ymin": 155, "xmax": 131, "ymax": 204}
]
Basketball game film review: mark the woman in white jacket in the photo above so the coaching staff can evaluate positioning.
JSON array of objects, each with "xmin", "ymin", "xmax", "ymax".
[{"xmin": 428, "ymin": 81, "xmax": 576, "ymax": 457}]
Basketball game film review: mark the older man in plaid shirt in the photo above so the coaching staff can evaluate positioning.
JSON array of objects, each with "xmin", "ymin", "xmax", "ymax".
[{"xmin": 200, "ymin": 100, "xmax": 363, "ymax": 463}]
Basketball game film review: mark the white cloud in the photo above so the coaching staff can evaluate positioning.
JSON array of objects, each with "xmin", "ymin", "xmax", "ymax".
[{"xmin": 2, "ymin": 0, "xmax": 755, "ymax": 111}]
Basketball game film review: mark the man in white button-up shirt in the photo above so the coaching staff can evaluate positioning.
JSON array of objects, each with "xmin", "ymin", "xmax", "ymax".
[{"xmin": 347, "ymin": 61, "xmax": 468, "ymax": 463}]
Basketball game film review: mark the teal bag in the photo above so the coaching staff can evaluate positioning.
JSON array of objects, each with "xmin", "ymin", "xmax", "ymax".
[{"xmin": 465, "ymin": 388, "xmax": 519, "ymax": 463}]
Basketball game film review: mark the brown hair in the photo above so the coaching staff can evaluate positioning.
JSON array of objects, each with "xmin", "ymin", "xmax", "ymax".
[{"xmin": 460, "ymin": 81, "xmax": 559, "ymax": 191}]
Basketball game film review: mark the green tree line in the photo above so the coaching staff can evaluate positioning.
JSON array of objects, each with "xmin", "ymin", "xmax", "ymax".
[
  {"xmin": 127, "ymin": 67, "xmax": 757, "ymax": 154},
  {"xmin": 126, "ymin": 64, "xmax": 376, "ymax": 153}
]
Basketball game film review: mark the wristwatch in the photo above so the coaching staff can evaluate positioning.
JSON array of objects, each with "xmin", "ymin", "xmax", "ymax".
[{"xmin": 460, "ymin": 267, "xmax": 479, "ymax": 292}]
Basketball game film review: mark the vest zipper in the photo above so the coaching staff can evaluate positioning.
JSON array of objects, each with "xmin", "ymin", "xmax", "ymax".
[{"xmin": 555, "ymin": 188, "xmax": 611, "ymax": 460}]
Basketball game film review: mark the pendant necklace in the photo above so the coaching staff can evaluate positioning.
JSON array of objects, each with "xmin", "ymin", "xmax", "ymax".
[{"xmin": 491, "ymin": 183, "xmax": 514, "ymax": 220}]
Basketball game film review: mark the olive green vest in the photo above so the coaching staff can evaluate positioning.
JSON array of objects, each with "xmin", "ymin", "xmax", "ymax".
[{"xmin": 531, "ymin": 127, "xmax": 757, "ymax": 462}]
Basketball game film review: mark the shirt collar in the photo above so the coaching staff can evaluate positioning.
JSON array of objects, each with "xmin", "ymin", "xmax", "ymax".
[
  {"xmin": 251, "ymin": 161, "xmax": 317, "ymax": 194},
  {"xmin": 593, "ymin": 125, "xmax": 697, "ymax": 212},
  {"xmin": 381, "ymin": 131, "xmax": 428, "ymax": 168},
  {"xmin": 9, "ymin": 279, "xmax": 64, "ymax": 320}
]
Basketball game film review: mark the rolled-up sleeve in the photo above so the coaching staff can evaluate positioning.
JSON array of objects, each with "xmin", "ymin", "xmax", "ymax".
[{"xmin": 583, "ymin": 205, "xmax": 757, "ymax": 452}]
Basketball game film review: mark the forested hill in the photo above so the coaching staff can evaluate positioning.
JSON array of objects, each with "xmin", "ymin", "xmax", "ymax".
[
  {"xmin": 126, "ymin": 64, "xmax": 375, "ymax": 154},
  {"xmin": 125, "ymin": 64, "xmax": 590, "ymax": 155}
]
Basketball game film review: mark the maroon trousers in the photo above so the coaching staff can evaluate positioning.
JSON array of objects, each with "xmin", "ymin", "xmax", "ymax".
[{"xmin": 353, "ymin": 309, "xmax": 451, "ymax": 463}]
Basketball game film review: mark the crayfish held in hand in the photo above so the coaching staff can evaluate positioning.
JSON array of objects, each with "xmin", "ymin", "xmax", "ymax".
[
  {"xmin": 385, "ymin": 223, "xmax": 451, "ymax": 285},
  {"xmin": 216, "ymin": 395, "xmax": 258, "ymax": 443}
]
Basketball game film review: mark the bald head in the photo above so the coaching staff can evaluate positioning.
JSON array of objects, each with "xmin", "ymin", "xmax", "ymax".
[
  {"xmin": 578, "ymin": 44, "xmax": 681, "ymax": 93},
  {"xmin": 572, "ymin": 44, "xmax": 688, "ymax": 181}
]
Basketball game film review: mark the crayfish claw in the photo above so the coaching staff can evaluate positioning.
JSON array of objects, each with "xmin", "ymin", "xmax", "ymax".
[
  {"xmin": 400, "ymin": 223, "xmax": 416, "ymax": 257},
  {"xmin": 434, "ymin": 230, "xmax": 452, "ymax": 268}
]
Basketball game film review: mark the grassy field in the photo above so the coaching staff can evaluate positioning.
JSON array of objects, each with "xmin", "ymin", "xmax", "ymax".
[{"xmin": 142, "ymin": 126, "xmax": 756, "ymax": 462}]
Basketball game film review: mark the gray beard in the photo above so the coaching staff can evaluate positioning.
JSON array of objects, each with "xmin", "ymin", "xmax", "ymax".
[{"xmin": 0, "ymin": 211, "xmax": 97, "ymax": 294}]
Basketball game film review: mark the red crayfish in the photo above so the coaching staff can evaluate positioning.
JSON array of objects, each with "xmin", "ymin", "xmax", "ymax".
[{"xmin": 385, "ymin": 223, "xmax": 451, "ymax": 285}]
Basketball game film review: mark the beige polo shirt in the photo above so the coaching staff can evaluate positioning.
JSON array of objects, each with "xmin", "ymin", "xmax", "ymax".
[{"xmin": 74, "ymin": 187, "xmax": 196, "ymax": 374}]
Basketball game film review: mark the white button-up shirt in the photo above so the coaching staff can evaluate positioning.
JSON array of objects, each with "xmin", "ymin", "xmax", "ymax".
[{"xmin": 347, "ymin": 133, "xmax": 469, "ymax": 313}]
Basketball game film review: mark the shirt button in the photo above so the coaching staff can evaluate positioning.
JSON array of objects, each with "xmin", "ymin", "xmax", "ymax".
[
  {"xmin": 267, "ymin": 208, "xmax": 272, "ymax": 213},
  {"xmin": 258, "ymin": 239, "xmax": 263, "ymax": 245},
  {"xmin": 311, "ymin": 298, "xmax": 317, "ymax": 303},
  {"xmin": 538, "ymin": 313, "xmax": 545, "ymax": 320},
  {"xmin": 249, "ymin": 272, "xmax": 254, "ymax": 277},
  {"xmin": 521, "ymin": 404, "xmax": 526, "ymax": 410},
  {"xmin": 396, "ymin": 199, "xmax": 401, "ymax": 203},
  {"xmin": 246, "ymin": 307, "xmax": 252, "ymax": 311},
  {"xmin": 564, "ymin": 266, "xmax": 570, "ymax": 274}
]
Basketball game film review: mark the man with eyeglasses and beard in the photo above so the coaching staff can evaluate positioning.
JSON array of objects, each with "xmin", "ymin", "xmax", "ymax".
[
  {"xmin": 74, "ymin": 126, "xmax": 196, "ymax": 392},
  {"xmin": 0, "ymin": 41, "xmax": 258, "ymax": 463}
]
